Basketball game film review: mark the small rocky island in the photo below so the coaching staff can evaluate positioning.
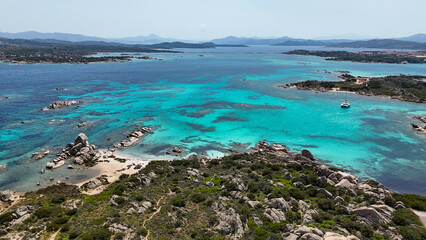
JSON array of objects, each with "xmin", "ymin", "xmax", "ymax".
[
  {"xmin": 0, "ymin": 141, "xmax": 424, "ymax": 239},
  {"xmin": 281, "ymin": 74, "xmax": 426, "ymax": 103}
]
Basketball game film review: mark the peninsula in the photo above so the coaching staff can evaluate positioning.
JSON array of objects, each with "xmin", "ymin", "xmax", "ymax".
[
  {"xmin": 281, "ymin": 74, "xmax": 426, "ymax": 103},
  {"xmin": 284, "ymin": 50, "xmax": 426, "ymax": 64}
]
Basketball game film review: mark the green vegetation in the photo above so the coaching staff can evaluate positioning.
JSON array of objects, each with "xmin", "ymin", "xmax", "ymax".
[
  {"xmin": 285, "ymin": 50, "xmax": 426, "ymax": 64},
  {"xmin": 0, "ymin": 151, "xmax": 424, "ymax": 239},
  {"xmin": 392, "ymin": 193, "xmax": 426, "ymax": 211},
  {"xmin": 283, "ymin": 74, "xmax": 426, "ymax": 103}
]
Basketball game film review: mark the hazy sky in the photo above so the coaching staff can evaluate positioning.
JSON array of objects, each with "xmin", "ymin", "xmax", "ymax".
[{"xmin": 1, "ymin": 0, "xmax": 425, "ymax": 40}]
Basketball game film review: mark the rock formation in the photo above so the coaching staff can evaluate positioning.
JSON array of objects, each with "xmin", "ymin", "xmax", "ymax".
[
  {"xmin": 41, "ymin": 100, "xmax": 79, "ymax": 111},
  {"xmin": 113, "ymin": 127, "xmax": 152, "ymax": 148}
]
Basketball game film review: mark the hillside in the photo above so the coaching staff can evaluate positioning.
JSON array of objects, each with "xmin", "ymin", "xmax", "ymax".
[{"xmin": 0, "ymin": 142, "xmax": 425, "ymax": 240}]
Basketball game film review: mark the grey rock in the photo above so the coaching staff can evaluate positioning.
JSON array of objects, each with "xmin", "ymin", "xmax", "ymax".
[
  {"xmin": 172, "ymin": 146, "xmax": 182, "ymax": 153},
  {"xmin": 284, "ymin": 233, "xmax": 299, "ymax": 240},
  {"xmin": 303, "ymin": 209, "xmax": 318, "ymax": 223},
  {"xmin": 318, "ymin": 188, "xmax": 333, "ymax": 198},
  {"xmin": 70, "ymin": 143, "xmax": 83, "ymax": 156},
  {"xmin": 74, "ymin": 156, "xmax": 84, "ymax": 165},
  {"xmin": 86, "ymin": 179, "xmax": 102, "ymax": 189},
  {"xmin": 336, "ymin": 179, "xmax": 355, "ymax": 189},
  {"xmin": 215, "ymin": 208, "xmax": 244, "ymax": 239},
  {"xmin": 316, "ymin": 165, "xmax": 332, "ymax": 177},
  {"xmin": 74, "ymin": 133, "xmax": 89, "ymax": 147},
  {"xmin": 247, "ymin": 201, "xmax": 261, "ymax": 208},
  {"xmin": 264, "ymin": 208, "xmax": 286, "ymax": 222},
  {"xmin": 301, "ymin": 233, "xmax": 322, "ymax": 240},
  {"xmin": 301, "ymin": 149, "xmax": 315, "ymax": 159},
  {"xmin": 0, "ymin": 190, "xmax": 15, "ymax": 202},
  {"xmin": 293, "ymin": 181, "xmax": 304, "ymax": 188},
  {"xmin": 298, "ymin": 200, "xmax": 310, "ymax": 212},
  {"xmin": 352, "ymin": 207, "xmax": 390, "ymax": 224},
  {"xmin": 267, "ymin": 198, "xmax": 291, "ymax": 212},
  {"xmin": 206, "ymin": 181, "xmax": 214, "ymax": 187},
  {"xmin": 45, "ymin": 162, "xmax": 55, "ymax": 169},
  {"xmin": 284, "ymin": 172, "xmax": 292, "ymax": 180}
]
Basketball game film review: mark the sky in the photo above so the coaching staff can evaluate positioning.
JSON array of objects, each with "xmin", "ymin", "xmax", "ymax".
[{"xmin": 1, "ymin": 0, "xmax": 425, "ymax": 40}]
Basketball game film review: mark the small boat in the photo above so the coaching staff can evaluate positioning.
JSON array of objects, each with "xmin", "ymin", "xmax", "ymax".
[{"xmin": 341, "ymin": 93, "xmax": 350, "ymax": 108}]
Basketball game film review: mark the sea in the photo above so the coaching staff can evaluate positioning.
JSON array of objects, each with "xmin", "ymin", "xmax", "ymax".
[{"xmin": 0, "ymin": 46, "xmax": 425, "ymax": 194}]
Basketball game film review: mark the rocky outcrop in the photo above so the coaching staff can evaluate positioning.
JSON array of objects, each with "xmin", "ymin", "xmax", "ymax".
[
  {"xmin": 41, "ymin": 100, "xmax": 78, "ymax": 111},
  {"xmin": 31, "ymin": 149, "xmax": 51, "ymax": 160},
  {"xmin": 0, "ymin": 190, "xmax": 15, "ymax": 202},
  {"xmin": 264, "ymin": 208, "xmax": 287, "ymax": 222},
  {"xmin": 44, "ymin": 133, "xmax": 98, "ymax": 169},
  {"xmin": 254, "ymin": 141, "xmax": 288, "ymax": 157},
  {"xmin": 172, "ymin": 146, "xmax": 183, "ymax": 153},
  {"xmin": 352, "ymin": 207, "xmax": 390, "ymax": 224},
  {"xmin": 215, "ymin": 207, "xmax": 244, "ymax": 239},
  {"xmin": 114, "ymin": 127, "xmax": 153, "ymax": 148},
  {"xmin": 323, "ymin": 232, "xmax": 360, "ymax": 240},
  {"xmin": 268, "ymin": 198, "xmax": 291, "ymax": 212}
]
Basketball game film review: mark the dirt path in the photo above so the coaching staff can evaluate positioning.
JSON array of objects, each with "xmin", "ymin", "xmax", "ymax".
[
  {"xmin": 412, "ymin": 209, "xmax": 426, "ymax": 227},
  {"xmin": 142, "ymin": 189, "xmax": 174, "ymax": 240}
]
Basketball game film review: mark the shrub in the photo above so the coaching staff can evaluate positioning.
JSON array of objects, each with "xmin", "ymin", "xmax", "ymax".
[
  {"xmin": 34, "ymin": 207, "xmax": 54, "ymax": 219},
  {"xmin": 172, "ymin": 196, "xmax": 186, "ymax": 207},
  {"xmin": 0, "ymin": 212, "xmax": 13, "ymax": 225},
  {"xmin": 392, "ymin": 193, "xmax": 426, "ymax": 211},
  {"xmin": 137, "ymin": 227, "xmax": 148, "ymax": 237},
  {"xmin": 112, "ymin": 184, "xmax": 126, "ymax": 196},
  {"xmin": 392, "ymin": 209, "xmax": 423, "ymax": 226},
  {"xmin": 316, "ymin": 198, "xmax": 335, "ymax": 211},
  {"xmin": 192, "ymin": 194, "xmax": 206, "ymax": 203}
]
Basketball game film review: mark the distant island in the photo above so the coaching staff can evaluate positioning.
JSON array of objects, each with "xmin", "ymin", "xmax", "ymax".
[
  {"xmin": 284, "ymin": 50, "xmax": 426, "ymax": 64},
  {"xmin": 280, "ymin": 74, "xmax": 426, "ymax": 103},
  {"xmin": 329, "ymin": 39, "xmax": 426, "ymax": 50},
  {"xmin": 0, "ymin": 38, "xmax": 246, "ymax": 64}
]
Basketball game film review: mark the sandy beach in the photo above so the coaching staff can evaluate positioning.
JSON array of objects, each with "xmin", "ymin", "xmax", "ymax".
[{"xmin": 76, "ymin": 149, "xmax": 157, "ymax": 195}]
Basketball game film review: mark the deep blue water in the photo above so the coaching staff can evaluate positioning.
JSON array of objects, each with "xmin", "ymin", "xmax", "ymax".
[{"xmin": 0, "ymin": 46, "xmax": 425, "ymax": 194}]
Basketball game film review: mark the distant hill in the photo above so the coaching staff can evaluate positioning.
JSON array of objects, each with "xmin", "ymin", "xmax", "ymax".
[
  {"xmin": 110, "ymin": 34, "xmax": 179, "ymax": 44},
  {"xmin": 0, "ymin": 31, "xmax": 104, "ymax": 42},
  {"xmin": 274, "ymin": 40, "xmax": 328, "ymax": 46},
  {"xmin": 396, "ymin": 34, "xmax": 426, "ymax": 43},
  {"xmin": 0, "ymin": 31, "xmax": 179, "ymax": 44},
  {"xmin": 330, "ymin": 39, "xmax": 426, "ymax": 50},
  {"xmin": 211, "ymin": 36, "xmax": 296, "ymax": 45}
]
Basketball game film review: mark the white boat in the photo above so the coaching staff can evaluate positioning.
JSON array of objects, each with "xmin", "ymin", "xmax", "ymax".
[{"xmin": 341, "ymin": 93, "xmax": 350, "ymax": 108}]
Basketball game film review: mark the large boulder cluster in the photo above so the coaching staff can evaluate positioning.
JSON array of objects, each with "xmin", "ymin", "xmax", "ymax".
[{"xmin": 45, "ymin": 133, "xmax": 98, "ymax": 169}]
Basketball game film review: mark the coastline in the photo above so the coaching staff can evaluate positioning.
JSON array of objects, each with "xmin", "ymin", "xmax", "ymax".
[{"xmin": 75, "ymin": 149, "xmax": 156, "ymax": 195}]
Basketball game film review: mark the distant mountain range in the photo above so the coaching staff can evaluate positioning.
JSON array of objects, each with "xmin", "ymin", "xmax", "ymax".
[
  {"xmin": 0, "ymin": 31, "xmax": 179, "ymax": 44},
  {"xmin": 0, "ymin": 37, "xmax": 245, "ymax": 50},
  {"xmin": 1, "ymin": 31, "xmax": 426, "ymax": 49}
]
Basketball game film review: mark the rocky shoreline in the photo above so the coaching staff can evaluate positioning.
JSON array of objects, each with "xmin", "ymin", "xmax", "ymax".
[{"xmin": 0, "ymin": 140, "xmax": 424, "ymax": 239}]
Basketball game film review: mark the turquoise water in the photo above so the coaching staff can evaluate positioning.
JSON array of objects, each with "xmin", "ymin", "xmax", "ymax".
[{"xmin": 0, "ymin": 47, "xmax": 425, "ymax": 194}]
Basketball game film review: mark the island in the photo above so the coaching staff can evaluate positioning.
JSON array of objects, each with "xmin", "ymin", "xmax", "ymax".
[
  {"xmin": 280, "ymin": 74, "xmax": 426, "ymax": 103},
  {"xmin": 0, "ymin": 38, "xmax": 245, "ymax": 64},
  {"xmin": 0, "ymin": 141, "xmax": 424, "ymax": 239},
  {"xmin": 284, "ymin": 50, "xmax": 426, "ymax": 64}
]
